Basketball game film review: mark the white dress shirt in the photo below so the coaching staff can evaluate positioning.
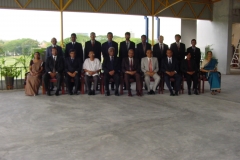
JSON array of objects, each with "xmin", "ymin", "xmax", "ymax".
[{"xmin": 83, "ymin": 58, "xmax": 101, "ymax": 76}]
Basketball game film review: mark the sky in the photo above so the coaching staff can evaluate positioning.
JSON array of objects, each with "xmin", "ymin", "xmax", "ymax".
[{"xmin": 0, "ymin": 9, "xmax": 181, "ymax": 46}]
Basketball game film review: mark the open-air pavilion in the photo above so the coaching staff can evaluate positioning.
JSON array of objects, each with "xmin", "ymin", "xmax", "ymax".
[{"xmin": 0, "ymin": 0, "xmax": 240, "ymax": 160}]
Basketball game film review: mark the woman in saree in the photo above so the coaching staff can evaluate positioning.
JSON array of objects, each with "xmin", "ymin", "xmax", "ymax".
[
  {"xmin": 25, "ymin": 52, "xmax": 44, "ymax": 96},
  {"xmin": 200, "ymin": 51, "xmax": 221, "ymax": 95}
]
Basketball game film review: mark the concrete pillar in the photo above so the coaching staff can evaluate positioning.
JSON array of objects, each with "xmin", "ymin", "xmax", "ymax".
[
  {"xmin": 212, "ymin": 0, "xmax": 233, "ymax": 74},
  {"xmin": 181, "ymin": 19, "xmax": 197, "ymax": 48}
]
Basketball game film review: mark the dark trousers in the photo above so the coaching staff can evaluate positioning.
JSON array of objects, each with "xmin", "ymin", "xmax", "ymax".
[
  {"xmin": 164, "ymin": 73, "xmax": 182, "ymax": 93},
  {"xmin": 104, "ymin": 72, "xmax": 120, "ymax": 91},
  {"xmin": 84, "ymin": 75, "xmax": 98, "ymax": 91},
  {"xmin": 65, "ymin": 73, "xmax": 80, "ymax": 92},
  {"xmin": 184, "ymin": 73, "xmax": 198, "ymax": 90},
  {"xmin": 43, "ymin": 73, "xmax": 62, "ymax": 91},
  {"xmin": 124, "ymin": 73, "xmax": 141, "ymax": 91}
]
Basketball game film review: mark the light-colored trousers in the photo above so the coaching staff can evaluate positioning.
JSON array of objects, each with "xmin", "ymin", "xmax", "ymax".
[{"xmin": 144, "ymin": 73, "xmax": 160, "ymax": 92}]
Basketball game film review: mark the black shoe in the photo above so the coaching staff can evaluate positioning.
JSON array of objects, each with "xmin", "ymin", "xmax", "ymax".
[
  {"xmin": 50, "ymin": 87, "xmax": 54, "ymax": 91},
  {"xmin": 47, "ymin": 91, "xmax": 51, "ymax": 96},
  {"xmin": 92, "ymin": 90, "xmax": 95, "ymax": 95},
  {"xmin": 105, "ymin": 91, "xmax": 110, "ymax": 96},
  {"xmin": 55, "ymin": 90, "xmax": 59, "ymax": 96},
  {"xmin": 170, "ymin": 93, "xmax": 175, "ymax": 96},
  {"xmin": 175, "ymin": 92, "xmax": 179, "ymax": 96},
  {"xmin": 194, "ymin": 90, "xmax": 199, "ymax": 95},
  {"xmin": 188, "ymin": 90, "xmax": 191, "ymax": 95},
  {"xmin": 111, "ymin": 88, "xmax": 115, "ymax": 91},
  {"xmin": 115, "ymin": 90, "xmax": 119, "ymax": 96},
  {"xmin": 147, "ymin": 91, "xmax": 152, "ymax": 95},
  {"xmin": 88, "ymin": 91, "xmax": 92, "ymax": 95},
  {"xmin": 151, "ymin": 90, "xmax": 155, "ymax": 95},
  {"xmin": 69, "ymin": 92, "xmax": 73, "ymax": 95}
]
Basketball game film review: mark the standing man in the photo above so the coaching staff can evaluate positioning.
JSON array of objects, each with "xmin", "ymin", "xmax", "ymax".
[
  {"xmin": 141, "ymin": 50, "xmax": 160, "ymax": 95},
  {"xmin": 46, "ymin": 37, "xmax": 63, "ymax": 60},
  {"xmin": 65, "ymin": 33, "xmax": 83, "ymax": 63},
  {"xmin": 161, "ymin": 49, "xmax": 182, "ymax": 96},
  {"xmin": 65, "ymin": 49, "xmax": 82, "ymax": 95},
  {"xmin": 136, "ymin": 35, "xmax": 151, "ymax": 63},
  {"xmin": 122, "ymin": 49, "xmax": 142, "ymax": 96},
  {"xmin": 43, "ymin": 47, "xmax": 64, "ymax": 96},
  {"xmin": 101, "ymin": 32, "xmax": 118, "ymax": 58},
  {"xmin": 119, "ymin": 32, "xmax": 135, "ymax": 63},
  {"xmin": 153, "ymin": 35, "xmax": 169, "ymax": 68},
  {"xmin": 102, "ymin": 47, "xmax": 121, "ymax": 96},
  {"xmin": 170, "ymin": 34, "xmax": 186, "ymax": 66},
  {"xmin": 187, "ymin": 39, "xmax": 201, "ymax": 70},
  {"xmin": 84, "ymin": 32, "xmax": 102, "ymax": 61}
]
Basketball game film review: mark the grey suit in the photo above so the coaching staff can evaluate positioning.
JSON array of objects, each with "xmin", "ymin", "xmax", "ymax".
[{"xmin": 141, "ymin": 57, "xmax": 160, "ymax": 92}]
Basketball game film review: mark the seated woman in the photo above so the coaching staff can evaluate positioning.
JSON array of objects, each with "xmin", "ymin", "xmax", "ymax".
[
  {"xmin": 25, "ymin": 52, "xmax": 44, "ymax": 96},
  {"xmin": 83, "ymin": 51, "xmax": 101, "ymax": 95},
  {"xmin": 200, "ymin": 51, "xmax": 221, "ymax": 95}
]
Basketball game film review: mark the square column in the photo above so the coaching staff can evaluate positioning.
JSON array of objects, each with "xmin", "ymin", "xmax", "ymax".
[{"xmin": 181, "ymin": 19, "xmax": 197, "ymax": 47}]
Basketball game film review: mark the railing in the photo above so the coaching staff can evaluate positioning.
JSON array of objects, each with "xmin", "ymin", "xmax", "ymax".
[{"xmin": 0, "ymin": 67, "xmax": 27, "ymax": 90}]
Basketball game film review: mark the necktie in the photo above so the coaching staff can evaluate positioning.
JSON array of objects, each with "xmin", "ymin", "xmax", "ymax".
[
  {"xmin": 168, "ymin": 58, "xmax": 172, "ymax": 65},
  {"xmin": 71, "ymin": 58, "xmax": 74, "ymax": 63},
  {"xmin": 53, "ymin": 56, "xmax": 56, "ymax": 72},
  {"xmin": 92, "ymin": 41, "xmax": 94, "ymax": 47},
  {"xmin": 110, "ymin": 56, "xmax": 114, "ymax": 70},
  {"xmin": 160, "ymin": 44, "xmax": 163, "ymax": 53},
  {"xmin": 109, "ymin": 42, "xmax": 112, "ymax": 47},
  {"xmin": 149, "ymin": 59, "xmax": 153, "ymax": 72},
  {"xmin": 126, "ymin": 42, "xmax": 129, "ymax": 49},
  {"xmin": 72, "ymin": 42, "xmax": 75, "ymax": 47},
  {"xmin": 143, "ymin": 43, "xmax": 146, "ymax": 53},
  {"xmin": 130, "ymin": 58, "xmax": 133, "ymax": 71},
  {"xmin": 177, "ymin": 43, "xmax": 180, "ymax": 51}
]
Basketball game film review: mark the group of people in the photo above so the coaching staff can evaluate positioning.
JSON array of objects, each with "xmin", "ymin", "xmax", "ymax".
[{"xmin": 25, "ymin": 32, "xmax": 221, "ymax": 96}]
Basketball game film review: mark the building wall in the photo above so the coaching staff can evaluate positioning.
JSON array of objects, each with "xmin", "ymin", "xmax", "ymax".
[
  {"xmin": 181, "ymin": 19, "xmax": 197, "ymax": 47},
  {"xmin": 232, "ymin": 23, "xmax": 240, "ymax": 47}
]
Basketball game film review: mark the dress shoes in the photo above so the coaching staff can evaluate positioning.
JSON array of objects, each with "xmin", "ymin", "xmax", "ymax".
[
  {"xmin": 47, "ymin": 91, "xmax": 51, "ymax": 96},
  {"xmin": 188, "ymin": 90, "xmax": 191, "ymax": 95},
  {"xmin": 194, "ymin": 90, "xmax": 199, "ymax": 95},
  {"xmin": 147, "ymin": 91, "xmax": 152, "ymax": 95},
  {"xmin": 170, "ymin": 90, "xmax": 175, "ymax": 96},
  {"xmin": 175, "ymin": 92, "xmax": 179, "ymax": 96},
  {"xmin": 105, "ymin": 91, "xmax": 110, "ymax": 96},
  {"xmin": 55, "ymin": 90, "xmax": 59, "ymax": 96},
  {"xmin": 88, "ymin": 91, "xmax": 92, "ymax": 95},
  {"xmin": 151, "ymin": 90, "xmax": 155, "ymax": 95},
  {"xmin": 128, "ymin": 91, "xmax": 133, "ymax": 97},
  {"xmin": 69, "ymin": 92, "xmax": 73, "ymax": 95},
  {"xmin": 92, "ymin": 90, "xmax": 95, "ymax": 95},
  {"xmin": 115, "ymin": 90, "xmax": 119, "ymax": 96}
]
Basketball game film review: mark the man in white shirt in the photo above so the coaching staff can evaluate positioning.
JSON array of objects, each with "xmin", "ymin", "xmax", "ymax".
[
  {"xmin": 141, "ymin": 50, "xmax": 160, "ymax": 95},
  {"xmin": 83, "ymin": 51, "xmax": 101, "ymax": 95}
]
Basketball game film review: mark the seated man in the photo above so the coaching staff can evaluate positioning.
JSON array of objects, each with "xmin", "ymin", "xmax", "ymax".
[
  {"xmin": 181, "ymin": 52, "xmax": 199, "ymax": 95},
  {"xmin": 102, "ymin": 47, "xmax": 120, "ymax": 96},
  {"xmin": 83, "ymin": 51, "xmax": 101, "ymax": 95},
  {"xmin": 141, "ymin": 49, "xmax": 160, "ymax": 95},
  {"xmin": 161, "ymin": 49, "xmax": 182, "ymax": 96},
  {"xmin": 65, "ymin": 49, "xmax": 82, "ymax": 95},
  {"xmin": 43, "ymin": 47, "xmax": 64, "ymax": 96},
  {"xmin": 122, "ymin": 49, "xmax": 142, "ymax": 97}
]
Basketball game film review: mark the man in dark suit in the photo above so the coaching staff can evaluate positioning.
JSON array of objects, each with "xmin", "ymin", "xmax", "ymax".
[
  {"xmin": 153, "ymin": 35, "xmax": 169, "ymax": 68},
  {"xmin": 161, "ymin": 49, "xmax": 182, "ymax": 96},
  {"xmin": 43, "ymin": 47, "xmax": 64, "ymax": 96},
  {"xmin": 119, "ymin": 32, "xmax": 135, "ymax": 63},
  {"xmin": 187, "ymin": 39, "xmax": 201, "ymax": 70},
  {"xmin": 65, "ymin": 33, "xmax": 83, "ymax": 63},
  {"xmin": 122, "ymin": 49, "xmax": 141, "ymax": 97},
  {"xmin": 46, "ymin": 37, "xmax": 63, "ymax": 60},
  {"xmin": 181, "ymin": 52, "xmax": 199, "ymax": 95},
  {"xmin": 170, "ymin": 34, "xmax": 186, "ymax": 66},
  {"xmin": 46, "ymin": 37, "xmax": 63, "ymax": 91},
  {"xmin": 136, "ymin": 35, "xmax": 151, "ymax": 63},
  {"xmin": 101, "ymin": 32, "xmax": 118, "ymax": 58},
  {"xmin": 102, "ymin": 47, "xmax": 121, "ymax": 96},
  {"xmin": 84, "ymin": 32, "xmax": 102, "ymax": 61},
  {"xmin": 65, "ymin": 49, "xmax": 82, "ymax": 95}
]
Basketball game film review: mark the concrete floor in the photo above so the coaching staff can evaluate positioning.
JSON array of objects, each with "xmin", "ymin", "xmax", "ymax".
[{"xmin": 0, "ymin": 74, "xmax": 240, "ymax": 160}]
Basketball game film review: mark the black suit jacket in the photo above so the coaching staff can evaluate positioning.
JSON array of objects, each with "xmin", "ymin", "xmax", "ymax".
[
  {"xmin": 181, "ymin": 59, "xmax": 198, "ymax": 73},
  {"xmin": 65, "ymin": 42, "xmax": 83, "ymax": 62},
  {"xmin": 65, "ymin": 57, "xmax": 82, "ymax": 73},
  {"xmin": 119, "ymin": 41, "xmax": 135, "ymax": 61},
  {"xmin": 170, "ymin": 42, "xmax": 186, "ymax": 64},
  {"xmin": 102, "ymin": 56, "xmax": 121, "ymax": 73},
  {"xmin": 136, "ymin": 42, "xmax": 151, "ymax": 60},
  {"xmin": 46, "ymin": 45, "xmax": 63, "ymax": 60},
  {"xmin": 101, "ymin": 41, "xmax": 118, "ymax": 58},
  {"xmin": 161, "ymin": 57, "xmax": 179, "ymax": 73},
  {"xmin": 153, "ymin": 43, "xmax": 169, "ymax": 66},
  {"xmin": 45, "ymin": 56, "xmax": 64, "ymax": 73},
  {"xmin": 187, "ymin": 46, "xmax": 201, "ymax": 69},
  {"xmin": 84, "ymin": 40, "xmax": 102, "ymax": 61},
  {"xmin": 121, "ymin": 57, "xmax": 140, "ymax": 73}
]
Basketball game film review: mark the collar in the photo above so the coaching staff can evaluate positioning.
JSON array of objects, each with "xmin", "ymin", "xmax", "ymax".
[
  {"xmin": 168, "ymin": 57, "xmax": 172, "ymax": 59},
  {"xmin": 91, "ymin": 40, "xmax": 95, "ymax": 43},
  {"xmin": 72, "ymin": 42, "xmax": 75, "ymax": 44},
  {"xmin": 52, "ymin": 45, "xmax": 56, "ymax": 47}
]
